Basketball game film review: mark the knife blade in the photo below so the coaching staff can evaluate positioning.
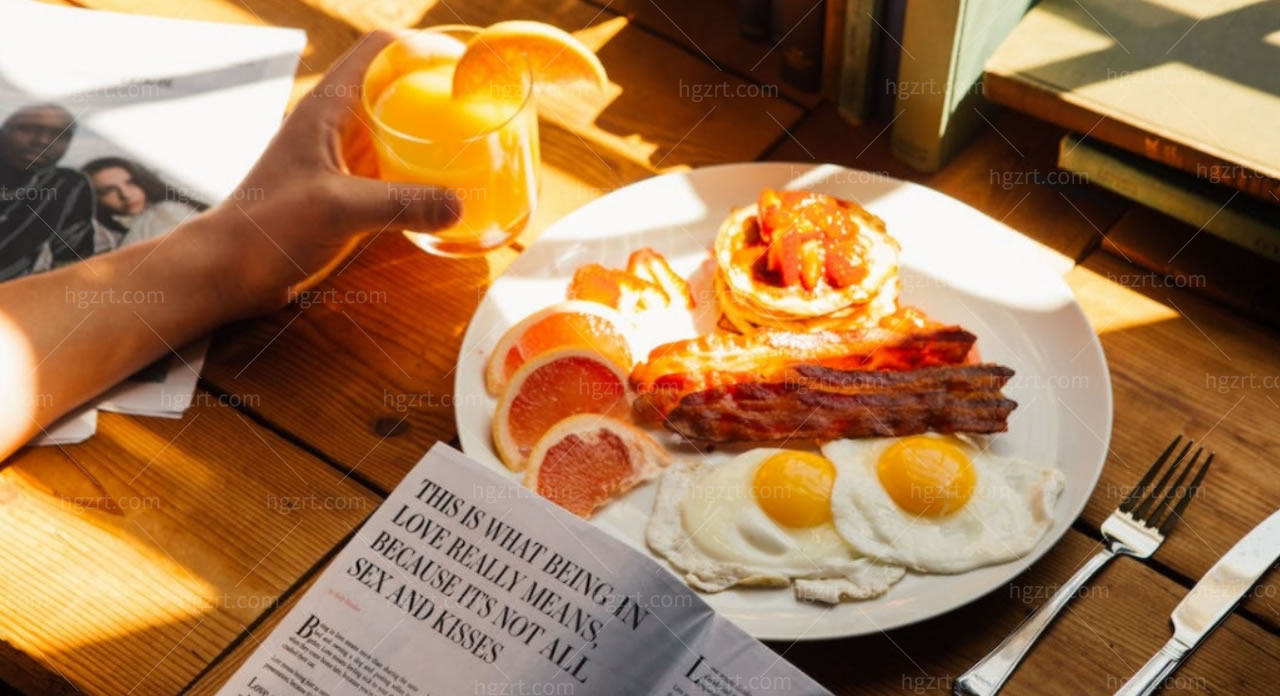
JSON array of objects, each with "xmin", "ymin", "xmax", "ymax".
[
  {"xmin": 1115, "ymin": 508, "xmax": 1280, "ymax": 695},
  {"xmin": 1171, "ymin": 508, "xmax": 1280, "ymax": 642}
]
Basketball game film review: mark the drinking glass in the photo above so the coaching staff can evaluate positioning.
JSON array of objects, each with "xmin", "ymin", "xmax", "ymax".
[{"xmin": 361, "ymin": 26, "xmax": 539, "ymax": 256}]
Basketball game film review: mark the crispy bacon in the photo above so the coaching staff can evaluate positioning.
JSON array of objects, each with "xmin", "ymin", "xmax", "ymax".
[
  {"xmin": 650, "ymin": 364, "xmax": 1017, "ymax": 443},
  {"xmin": 630, "ymin": 326, "xmax": 978, "ymax": 417}
]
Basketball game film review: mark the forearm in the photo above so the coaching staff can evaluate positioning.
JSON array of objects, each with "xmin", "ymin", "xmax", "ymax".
[
  {"xmin": 0, "ymin": 209, "xmax": 250, "ymax": 459},
  {"xmin": 0, "ymin": 30, "xmax": 460, "ymax": 461}
]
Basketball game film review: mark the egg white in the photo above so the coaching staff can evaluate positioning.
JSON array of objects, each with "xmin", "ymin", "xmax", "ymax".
[
  {"xmin": 823, "ymin": 436, "xmax": 1065, "ymax": 574},
  {"xmin": 647, "ymin": 449, "xmax": 904, "ymax": 603}
]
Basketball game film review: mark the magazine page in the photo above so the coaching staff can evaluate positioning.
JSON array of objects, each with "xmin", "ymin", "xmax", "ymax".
[
  {"xmin": 97, "ymin": 337, "xmax": 209, "ymax": 417},
  {"xmin": 31, "ymin": 403, "xmax": 97, "ymax": 446},
  {"xmin": 0, "ymin": 0, "xmax": 304, "ymax": 435},
  {"xmin": 217, "ymin": 443, "xmax": 832, "ymax": 696}
]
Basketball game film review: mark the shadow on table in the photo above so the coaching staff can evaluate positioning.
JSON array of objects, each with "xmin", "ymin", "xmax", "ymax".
[{"xmin": 7, "ymin": 270, "xmax": 1280, "ymax": 693}]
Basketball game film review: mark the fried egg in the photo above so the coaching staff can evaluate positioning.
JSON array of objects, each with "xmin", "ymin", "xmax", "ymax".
[
  {"xmin": 647, "ymin": 448, "xmax": 904, "ymax": 603},
  {"xmin": 823, "ymin": 435, "xmax": 1065, "ymax": 574}
]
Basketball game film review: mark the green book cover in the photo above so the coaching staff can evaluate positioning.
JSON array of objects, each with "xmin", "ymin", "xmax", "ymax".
[
  {"xmin": 1059, "ymin": 133, "xmax": 1280, "ymax": 263},
  {"xmin": 890, "ymin": 0, "xmax": 1032, "ymax": 171},
  {"xmin": 836, "ymin": 0, "xmax": 881, "ymax": 124}
]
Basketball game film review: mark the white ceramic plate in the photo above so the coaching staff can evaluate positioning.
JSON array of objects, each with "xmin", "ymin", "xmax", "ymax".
[{"xmin": 455, "ymin": 163, "xmax": 1111, "ymax": 640}]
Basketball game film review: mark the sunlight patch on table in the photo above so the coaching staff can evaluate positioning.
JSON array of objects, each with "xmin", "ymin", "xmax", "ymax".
[
  {"xmin": 1065, "ymin": 264, "xmax": 1179, "ymax": 334},
  {"xmin": 0, "ymin": 471, "xmax": 217, "ymax": 652}
]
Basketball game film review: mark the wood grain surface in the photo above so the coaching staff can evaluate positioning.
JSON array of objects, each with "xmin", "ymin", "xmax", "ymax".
[
  {"xmin": 785, "ymin": 531, "xmax": 1280, "ymax": 695},
  {"xmin": 186, "ymin": 573, "xmax": 317, "ymax": 695},
  {"xmin": 183, "ymin": 0, "xmax": 806, "ymax": 493},
  {"xmin": 764, "ymin": 104, "xmax": 1130, "ymax": 264},
  {"xmin": 0, "ymin": 397, "xmax": 377, "ymax": 694},
  {"xmin": 1068, "ymin": 252, "xmax": 1280, "ymax": 631},
  {"xmin": 4, "ymin": 1, "xmax": 1276, "ymax": 695},
  {"xmin": 187, "ymin": 527, "xmax": 1280, "ymax": 695},
  {"xmin": 585, "ymin": 0, "xmax": 825, "ymax": 108},
  {"xmin": 1099, "ymin": 205, "xmax": 1280, "ymax": 327}
]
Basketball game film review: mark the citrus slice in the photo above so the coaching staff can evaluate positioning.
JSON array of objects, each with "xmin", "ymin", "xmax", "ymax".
[
  {"xmin": 524, "ymin": 414, "xmax": 668, "ymax": 518},
  {"xmin": 493, "ymin": 347, "xmax": 631, "ymax": 471},
  {"xmin": 485, "ymin": 301, "xmax": 634, "ymax": 396},
  {"xmin": 566, "ymin": 263, "xmax": 670, "ymax": 314},
  {"xmin": 627, "ymin": 248, "xmax": 694, "ymax": 309},
  {"xmin": 452, "ymin": 20, "xmax": 608, "ymax": 98}
]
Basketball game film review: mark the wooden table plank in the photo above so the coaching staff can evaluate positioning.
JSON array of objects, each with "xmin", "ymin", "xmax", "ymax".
[
  {"xmin": 764, "ymin": 104, "xmax": 1131, "ymax": 263},
  {"xmin": 585, "ymin": 0, "xmax": 824, "ymax": 108},
  {"xmin": 412, "ymin": 0, "xmax": 807, "ymax": 174},
  {"xmin": 22, "ymin": 3, "xmax": 1280, "ymax": 695},
  {"xmin": 0, "ymin": 641, "xmax": 79, "ymax": 696},
  {"xmin": 186, "ymin": 573, "xmax": 318, "ymax": 695},
  {"xmin": 197, "ymin": 0, "xmax": 806, "ymax": 494},
  {"xmin": 188, "ymin": 526, "xmax": 1280, "ymax": 695},
  {"xmin": 0, "ymin": 396, "xmax": 378, "ymax": 695},
  {"xmin": 1098, "ymin": 205, "xmax": 1280, "ymax": 327},
  {"xmin": 784, "ymin": 530, "xmax": 1280, "ymax": 695},
  {"xmin": 1067, "ymin": 250, "xmax": 1280, "ymax": 631}
]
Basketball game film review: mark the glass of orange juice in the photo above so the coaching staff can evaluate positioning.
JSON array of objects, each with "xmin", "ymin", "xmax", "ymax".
[{"xmin": 361, "ymin": 26, "xmax": 539, "ymax": 256}]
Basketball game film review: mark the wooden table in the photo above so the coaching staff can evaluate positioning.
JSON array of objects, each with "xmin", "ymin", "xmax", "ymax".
[{"xmin": 6, "ymin": 1, "xmax": 1278, "ymax": 694}]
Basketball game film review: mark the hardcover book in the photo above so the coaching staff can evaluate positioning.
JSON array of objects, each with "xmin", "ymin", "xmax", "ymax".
[
  {"xmin": 821, "ymin": 0, "xmax": 847, "ymax": 100},
  {"xmin": 890, "ymin": 0, "xmax": 1033, "ymax": 171},
  {"xmin": 1059, "ymin": 133, "xmax": 1280, "ymax": 263},
  {"xmin": 872, "ymin": 0, "xmax": 906, "ymax": 123},
  {"xmin": 835, "ymin": 0, "xmax": 881, "ymax": 124},
  {"xmin": 986, "ymin": 0, "xmax": 1280, "ymax": 201},
  {"xmin": 776, "ymin": 0, "xmax": 826, "ymax": 92}
]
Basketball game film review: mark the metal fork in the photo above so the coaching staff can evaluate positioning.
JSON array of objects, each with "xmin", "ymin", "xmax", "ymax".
[{"xmin": 954, "ymin": 435, "xmax": 1212, "ymax": 696}]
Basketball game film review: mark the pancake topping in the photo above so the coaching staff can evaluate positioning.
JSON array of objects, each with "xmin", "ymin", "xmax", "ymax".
[{"xmin": 757, "ymin": 189, "xmax": 869, "ymax": 291}]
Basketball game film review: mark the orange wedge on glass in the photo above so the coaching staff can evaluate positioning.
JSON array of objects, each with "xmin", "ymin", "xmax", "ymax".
[
  {"xmin": 524, "ymin": 414, "xmax": 668, "ymax": 518},
  {"xmin": 492, "ymin": 347, "xmax": 631, "ymax": 471},
  {"xmin": 484, "ymin": 301, "xmax": 634, "ymax": 396},
  {"xmin": 452, "ymin": 20, "xmax": 608, "ymax": 98}
]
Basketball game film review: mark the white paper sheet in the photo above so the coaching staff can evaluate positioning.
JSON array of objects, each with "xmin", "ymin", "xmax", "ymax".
[
  {"xmin": 218, "ymin": 444, "xmax": 832, "ymax": 696},
  {"xmin": 0, "ymin": 0, "xmax": 304, "ymax": 435},
  {"xmin": 31, "ymin": 404, "xmax": 97, "ymax": 446}
]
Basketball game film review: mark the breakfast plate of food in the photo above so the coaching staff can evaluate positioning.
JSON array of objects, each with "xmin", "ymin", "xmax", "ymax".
[{"xmin": 455, "ymin": 162, "xmax": 1111, "ymax": 640}]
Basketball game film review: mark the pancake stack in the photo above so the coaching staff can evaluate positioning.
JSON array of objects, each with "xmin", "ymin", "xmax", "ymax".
[{"xmin": 712, "ymin": 198, "xmax": 901, "ymax": 333}]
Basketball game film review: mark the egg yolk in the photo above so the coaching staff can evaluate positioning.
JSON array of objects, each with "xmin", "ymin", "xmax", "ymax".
[
  {"xmin": 876, "ymin": 436, "xmax": 976, "ymax": 517},
  {"xmin": 751, "ymin": 451, "xmax": 836, "ymax": 528}
]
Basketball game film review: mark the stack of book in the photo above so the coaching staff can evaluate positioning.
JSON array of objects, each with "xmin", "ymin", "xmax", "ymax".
[
  {"xmin": 743, "ymin": 0, "xmax": 1035, "ymax": 172},
  {"xmin": 984, "ymin": 0, "xmax": 1280, "ymax": 324}
]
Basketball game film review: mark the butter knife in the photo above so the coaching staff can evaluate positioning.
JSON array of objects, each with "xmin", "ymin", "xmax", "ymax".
[{"xmin": 1114, "ymin": 508, "xmax": 1280, "ymax": 696}]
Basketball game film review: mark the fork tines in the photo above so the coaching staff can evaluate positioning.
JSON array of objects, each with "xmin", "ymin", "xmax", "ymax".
[{"xmin": 1119, "ymin": 435, "xmax": 1213, "ymax": 534}]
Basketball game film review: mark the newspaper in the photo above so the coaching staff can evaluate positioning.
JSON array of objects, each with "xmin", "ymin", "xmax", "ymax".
[
  {"xmin": 31, "ymin": 403, "xmax": 96, "ymax": 446},
  {"xmin": 218, "ymin": 444, "xmax": 831, "ymax": 696},
  {"xmin": 0, "ymin": 0, "xmax": 303, "ymax": 442}
]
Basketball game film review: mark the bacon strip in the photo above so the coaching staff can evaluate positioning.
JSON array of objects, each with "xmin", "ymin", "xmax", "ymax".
[
  {"xmin": 646, "ymin": 364, "xmax": 1016, "ymax": 443},
  {"xmin": 631, "ymin": 326, "xmax": 978, "ymax": 416}
]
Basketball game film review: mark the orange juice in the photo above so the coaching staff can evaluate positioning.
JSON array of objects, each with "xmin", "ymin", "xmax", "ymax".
[{"xmin": 362, "ymin": 28, "xmax": 538, "ymax": 256}]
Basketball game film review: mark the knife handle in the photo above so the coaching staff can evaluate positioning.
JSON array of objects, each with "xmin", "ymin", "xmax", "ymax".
[
  {"xmin": 1113, "ymin": 637, "xmax": 1186, "ymax": 696},
  {"xmin": 954, "ymin": 548, "xmax": 1115, "ymax": 696}
]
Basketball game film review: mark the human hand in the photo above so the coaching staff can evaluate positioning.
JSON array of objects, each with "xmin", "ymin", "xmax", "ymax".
[{"xmin": 185, "ymin": 30, "xmax": 461, "ymax": 318}]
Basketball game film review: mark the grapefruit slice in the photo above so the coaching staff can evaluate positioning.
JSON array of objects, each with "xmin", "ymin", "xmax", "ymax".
[
  {"xmin": 493, "ymin": 348, "xmax": 631, "ymax": 471},
  {"xmin": 452, "ymin": 20, "xmax": 608, "ymax": 99},
  {"xmin": 524, "ymin": 414, "xmax": 668, "ymax": 518},
  {"xmin": 485, "ymin": 301, "xmax": 633, "ymax": 396}
]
